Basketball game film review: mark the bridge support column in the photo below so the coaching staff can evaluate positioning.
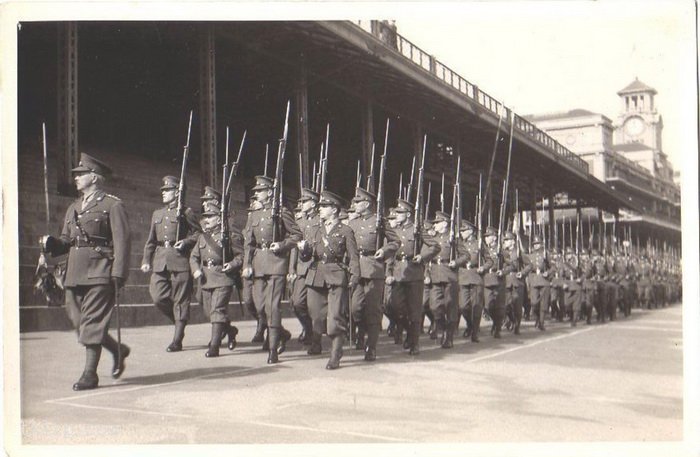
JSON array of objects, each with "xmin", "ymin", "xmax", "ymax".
[
  {"xmin": 199, "ymin": 24, "xmax": 217, "ymax": 189},
  {"xmin": 295, "ymin": 54, "xmax": 309, "ymax": 189},
  {"xmin": 57, "ymin": 22, "xmax": 79, "ymax": 195}
]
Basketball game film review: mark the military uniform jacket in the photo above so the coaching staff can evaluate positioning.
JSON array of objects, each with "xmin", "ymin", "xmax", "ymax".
[
  {"xmin": 288, "ymin": 212, "xmax": 319, "ymax": 277},
  {"xmin": 504, "ymin": 247, "xmax": 532, "ymax": 288},
  {"xmin": 302, "ymin": 221, "xmax": 360, "ymax": 288},
  {"xmin": 387, "ymin": 222, "xmax": 440, "ymax": 283},
  {"xmin": 243, "ymin": 204, "xmax": 302, "ymax": 277},
  {"xmin": 484, "ymin": 245, "xmax": 513, "ymax": 288},
  {"xmin": 142, "ymin": 204, "xmax": 201, "ymax": 273},
  {"xmin": 190, "ymin": 230, "xmax": 244, "ymax": 289},
  {"xmin": 428, "ymin": 231, "xmax": 468, "ymax": 284},
  {"xmin": 347, "ymin": 213, "xmax": 401, "ymax": 279},
  {"xmin": 525, "ymin": 248, "xmax": 552, "ymax": 287},
  {"xmin": 563, "ymin": 258, "xmax": 582, "ymax": 290},
  {"xmin": 54, "ymin": 190, "xmax": 130, "ymax": 287},
  {"xmin": 458, "ymin": 238, "xmax": 493, "ymax": 286},
  {"xmin": 605, "ymin": 257, "xmax": 619, "ymax": 282}
]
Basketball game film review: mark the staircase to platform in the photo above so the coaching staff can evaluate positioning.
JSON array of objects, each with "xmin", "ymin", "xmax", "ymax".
[{"xmin": 16, "ymin": 143, "xmax": 255, "ymax": 332}]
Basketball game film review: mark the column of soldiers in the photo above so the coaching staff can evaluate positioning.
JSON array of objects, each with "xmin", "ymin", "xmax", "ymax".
[{"xmin": 40, "ymin": 153, "xmax": 683, "ymax": 391}]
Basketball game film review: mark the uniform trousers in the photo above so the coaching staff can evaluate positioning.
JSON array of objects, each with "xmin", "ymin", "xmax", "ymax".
[
  {"xmin": 460, "ymin": 283, "xmax": 484, "ymax": 335},
  {"xmin": 252, "ymin": 275, "xmax": 286, "ymax": 328},
  {"xmin": 290, "ymin": 276, "xmax": 311, "ymax": 323},
  {"xmin": 351, "ymin": 278, "xmax": 384, "ymax": 348},
  {"xmin": 149, "ymin": 269, "xmax": 192, "ymax": 322},
  {"xmin": 390, "ymin": 280, "xmax": 425, "ymax": 346},
  {"xmin": 485, "ymin": 281, "xmax": 506, "ymax": 329},
  {"xmin": 307, "ymin": 284, "xmax": 348, "ymax": 337},
  {"xmin": 564, "ymin": 282, "xmax": 582, "ymax": 320},
  {"xmin": 65, "ymin": 284, "xmax": 115, "ymax": 345},
  {"xmin": 201, "ymin": 286, "xmax": 232, "ymax": 323},
  {"xmin": 428, "ymin": 280, "xmax": 459, "ymax": 331},
  {"xmin": 505, "ymin": 281, "xmax": 525, "ymax": 328},
  {"xmin": 529, "ymin": 284, "xmax": 550, "ymax": 325}
]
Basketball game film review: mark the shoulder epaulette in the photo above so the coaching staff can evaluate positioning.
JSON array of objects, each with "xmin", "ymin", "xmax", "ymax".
[{"xmin": 104, "ymin": 193, "xmax": 121, "ymax": 201}]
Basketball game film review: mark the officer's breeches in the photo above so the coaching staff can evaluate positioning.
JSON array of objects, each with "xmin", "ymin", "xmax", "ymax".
[
  {"xmin": 149, "ymin": 270, "xmax": 193, "ymax": 322},
  {"xmin": 529, "ymin": 285, "xmax": 550, "ymax": 322},
  {"xmin": 506, "ymin": 284, "xmax": 524, "ymax": 324},
  {"xmin": 391, "ymin": 281, "xmax": 424, "ymax": 325},
  {"xmin": 65, "ymin": 284, "xmax": 115, "ymax": 345},
  {"xmin": 201, "ymin": 286, "xmax": 232, "ymax": 323}
]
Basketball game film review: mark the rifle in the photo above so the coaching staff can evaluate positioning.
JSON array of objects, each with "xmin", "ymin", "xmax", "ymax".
[
  {"xmin": 375, "ymin": 119, "xmax": 390, "ymax": 251},
  {"xmin": 477, "ymin": 173, "xmax": 483, "ymax": 268},
  {"xmin": 448, "ymin": 154, "xmax": 461, "ymax": 261},
  {"xmin": 413, "ymin": 134, "xmax": 428, "ymax": 256},
  {"xmin": 542, "ymin": 197, "xmax": 548, "ymax": 262},
  {"xmin": 311, "ymin": 161, "xmax": 317, "ymax": 193},
  {"xmin": 319, "ymin": 123, "xmax": 330, "ymax": 192},
  {"xmin": 407, "ymin": 155, "xmax": 416, "ymax": 204},
  {"xmin": 175, "ymin": 110, "xmax": 194, "ymax": 242},
  {"xmin": 222, "ymin": 128, "xmax": 248, "ymax": 265},
  {"xmin": 497, "ymin": 110, "xmax": 516, "ymax": 268},
  {"xmin": 300, "ymin": 153, "xmax": 305, "ymax": 193},
  {"xmin": 355, "ymin": 160, "xmax": 361, "ymax": 188},
  {"xmin": 515, "ymin": 188, "xmax": 522, "ymax": 268},
  {"xmin": 482, "ymin": 103, "xmax": 505, "ymax": 225},
  {"xmin": 42, "ymin": 122, "xmax": 50, "ymax": 233},
  {"xmin": 264, "ymin": 144, "xmax": 269, "ymax": 176},
  {"xmin": 225, "ymin": 129, "xmax": 247, "ymax": 197},
  {"xmin": 367, "ymin": 143, "xmax": 376, "ymax": 193},
  {"xmin": 440, "ymin": 172, "xmax": 445, "ymax": 213},
  {"xmin": 398, "ymin": 173, "xmax": 404, "ymax": 200},
  {"xmin": 271, "ymin": 101, "xmax": 291, "ymax": 243},
  {"xmin": 424, "ymin": 181, "xmax": 432, "ymax": 221}
]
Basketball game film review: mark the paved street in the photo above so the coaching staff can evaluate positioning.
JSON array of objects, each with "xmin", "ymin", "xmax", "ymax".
[{"xmin": 17, "ymin": 304, "xmax": 683, "ymax": 445}]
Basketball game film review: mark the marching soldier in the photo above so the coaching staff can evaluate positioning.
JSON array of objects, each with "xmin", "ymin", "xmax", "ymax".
[
  {"xmin": 242, "ymin": 175, "xmax": 302, "ymax": 364},
  {"xmin": 300, "ymin": 190, "xmax": 360, "ymax": 369},
  {"xmin": 242, "ymin": 197, "xmax": 268, "ymax": 346},
  {"xmin": 384, "ymin": 199, "xmax": 439, "ymax": 355},
  {"xmin": 503, "ymin": 232, "xmax": 531, "ymax": 334},
  {"xmin": 549, "ymin": 249, "xmax": 566, "ymax": 322},
  {"xmin": 483, "ymin": 227, "xmax": 509, "ymax": 338},
  {"xmin": 616, "ymin": 243, "xmax": 633, "ymax": 317},
  {"xmin": 591, "ymin": 249, "xmax": 608, "ymax": 322},
  {"xmin": 562, "ymin": 247, "xmax": 582, "ymax": 326},
  {"xmin": 201, "ymin": 185, "xmax": 222, "ymax": 213},
  {"xmin": 40, "ymin": 153, "xmax": 130, "ymax": 390},
  {"xmin": 638, "ymin": 254, "xmax": 653, "ymax": 309},
  {"xmin": 190, "ymin": 209, "xmax": 243, "ymax": 357},
  {"xmin": 141, "ymin": 175, "xmax": 202, "ymax": 352},
  {"xmin": 425, "ymin": 211, "xmax": 468, "ymax": 348},
  {"xmin": 458, "ymin": 220, "xmax": 492, "ymax": 342},
  {"xmin": 525, "ymin": 235, "xmax": 551, "ymax": 331},
  {"xmin": 347, "ymin": 187, "xmax": 401, "ymax": 360},
  {"xmin": 579, "ymin": 249, "xmax": 597, "ymax": 325},
  {"xmin": 604, "ymin": 251, "xmax": 618, "ymax": 321},
  {"xmin": 288, "ymin": 188, "xmax": 320, "ymax": 345}
]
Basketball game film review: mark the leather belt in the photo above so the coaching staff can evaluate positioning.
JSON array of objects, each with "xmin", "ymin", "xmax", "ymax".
[
  {"xmin": 256, "ymin": 242, "xmax": 270, "ymax": 250},
  {"xmin": 359, "ymin": 249, "xmax": 376, "ymax": 256},
  {"xmin": 157, "ymin": 240, "xmax": 174, "ymax": 248},
  {"xmin": 72, "ymin": 238, "xmax": 111, "ymax": 248},
  {"xmin": 204, "ymin": 259, "xmax": 222, "ymax": 267}
]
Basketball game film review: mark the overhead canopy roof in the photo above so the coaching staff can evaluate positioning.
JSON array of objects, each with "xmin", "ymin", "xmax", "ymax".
[{"xmin": 216, "ymin": 21, "xmax": 639, "ymax": 214}]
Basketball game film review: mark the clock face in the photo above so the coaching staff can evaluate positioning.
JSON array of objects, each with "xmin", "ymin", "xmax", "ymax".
[{"xmin": 624, "ymin": 117, "xmax": 645, "ymax": 136}]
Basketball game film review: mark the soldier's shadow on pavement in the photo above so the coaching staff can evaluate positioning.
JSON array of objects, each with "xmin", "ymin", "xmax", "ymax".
[{"xmin": 116, "ymin": 364, "xmax": 284, "ymax": 386}]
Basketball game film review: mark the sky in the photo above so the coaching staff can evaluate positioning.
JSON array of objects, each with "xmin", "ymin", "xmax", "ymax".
[{"xmin": 392, "ymin": 1, "xmax": 696, "ymax": 172}]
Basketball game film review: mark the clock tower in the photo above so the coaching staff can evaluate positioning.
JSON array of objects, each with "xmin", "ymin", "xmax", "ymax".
[{"xmin": 613, "ymin": 78, "xmax": 663, "ymax": 150}]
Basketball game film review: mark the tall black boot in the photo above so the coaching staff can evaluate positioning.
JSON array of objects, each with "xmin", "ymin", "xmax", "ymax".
[
  {"xmin": 472, "ymin": 304, "xmax": 483, "ymax": 342},
  {"xmin": 278, "ymin": 327, "xmax": 291, "ymax": 355},
  {"xmin": 267, "ymin": 327, "xmax": 280, "ymax": 364},
  {"xmin": 354, "ymin": 323, "xmax": 365, "ymax": 350},
  {"xmin": 226, "ymin": 324, "xmax": 238, "ymax": 350},
  {"xmin": 409, "ymin": 321, "xmax": 421, "ymax": 355},
  {"xmin": 73, "ymin": 344, "xmax": 101, "ymax": 391},
  {"xmin": 252, "ymin": 316, "xmax": 267, "ymax": 343},
  {"xmin": 364, "ymin": 323, "xmax": 380, "ymax": 361},
  {"xmin": 167, "ymin": 320, "xmax": 186, "ymax": 352},
  {"xmin": 103, "ymin": 334, "xmax": 130, "ymax": 379},
  {"xmin": 307, "ymin": 332, "xmax": 323, "ymax": 355},
  {"xmin": 206, "ymin": 323, "xmax": 225, "ymax": 357},
  {"xmin": 300, "ymin": 315, "xmax": 314, "ymax": 345},
  {"xmin": 326, "ymin": 334, "xmax": 345, "ymax": 370},
  {"xmin": 441, "ymin": 321, "xmax": 455, "ymax": 349}
]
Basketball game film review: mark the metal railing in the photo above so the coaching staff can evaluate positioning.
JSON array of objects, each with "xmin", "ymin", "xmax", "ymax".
[{"xmin": 350, "ymin": 20, "xmax": 589, "ymax": 174}]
